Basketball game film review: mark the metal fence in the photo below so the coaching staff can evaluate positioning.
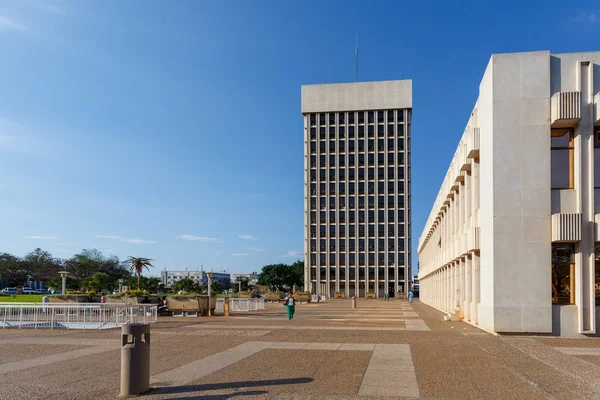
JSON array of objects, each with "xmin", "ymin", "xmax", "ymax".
[
  {"xmin": 214, "ymin": 298, "xmax": 265, "ymax": 313},
  {"xmin": 0, "ymin": 303, "xmax": 158, "ymax": 330}
]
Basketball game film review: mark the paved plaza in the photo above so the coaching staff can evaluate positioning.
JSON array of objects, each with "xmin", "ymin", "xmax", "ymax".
[{"xmin": 1, "ymin": 299, "xmax": 600, "ymax": 399}]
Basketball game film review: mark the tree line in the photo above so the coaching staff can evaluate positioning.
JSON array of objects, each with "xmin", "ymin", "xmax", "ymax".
[
  {"xmin": 0, "ymin": 248, "xmax": 161, "ymax": 292},
  {"xmin": 257, "ymin": 260, "xmax": 304, "ymax": 292}
]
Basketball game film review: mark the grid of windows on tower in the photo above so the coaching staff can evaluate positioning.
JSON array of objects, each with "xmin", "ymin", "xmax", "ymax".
[{"xmin": 306, "ymin": 110, "xmax": 409, "ymax": 270}]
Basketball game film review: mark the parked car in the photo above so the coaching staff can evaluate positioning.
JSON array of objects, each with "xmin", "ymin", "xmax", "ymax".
[
  {"xmin": 20, "ymin": 287, "xmax": 36, "ymax": 294},
  {"xmin": 35, "ymin": 289, "xmax": 49, "ymax": 294},
  {"xmin": 1, "ymin": 287, "xmax": 18, "ymax": 295}
]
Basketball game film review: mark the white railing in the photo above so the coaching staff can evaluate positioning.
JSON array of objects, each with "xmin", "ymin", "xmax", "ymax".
[
  {"xmin": 215, "ymin": 298, "xmax": 224, "ymax": 312},
  {"xmin": 0, "ymin": 303, "xmax": 157, "ymax": 330},
  {"xmin": 229, "ymin": 298, "xmax": 265, "ymax": 313}
]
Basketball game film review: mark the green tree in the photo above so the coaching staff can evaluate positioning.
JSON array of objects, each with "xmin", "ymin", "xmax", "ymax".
[
  {"xmin": 47, "ymin": 275, "xmax": 77, "ymax": 292},
  {"xmin": 288, "ymin": 260, "xmax": 305, "ymax": 289},
  {"xmin": 22, "ymin": 248, "xmax": 63, "ymax": 282},
  {"xmin": 257, "ymin": 261, "xmax": 305, "ymax": 292},
  {"xmin": 65, "ymin": 249, "xmax": 131, "ymax": 287},
  {"xmin": 100, "ymin": 255, "xmax": 131, "ymax": 282},
  {"xmin": 122, "ymin": 276, "xmax": 161, "ymax": 292},
  {"xmin": 126, "ymin": 257, "xmax": 154, "ymax": 290},
  {"xmin": 258, "ymin": 263, "xmax": 291, "ymax": 291},
  {"xmin": 210, "ymin": 280, "xmax": 224, "ymax": 296},
  {"xmin": 83, "ymin": 272, "xmax": 112, "ymax": 292},
  {"xmin": 66, "ymin": 250, "xmax": 103, "ymax": 284},
  {"xmin": 0, "ymin": 252, "xmax": 28, "ymax": 287},
  {"xmin": 172, "ymin": 277, "xmax": 201, "ymax": 293}
]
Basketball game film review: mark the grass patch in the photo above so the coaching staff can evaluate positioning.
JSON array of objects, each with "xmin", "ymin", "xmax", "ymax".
[{"xmin": 0, "ymin": 294, "xmax": 46, "ymax": 303}]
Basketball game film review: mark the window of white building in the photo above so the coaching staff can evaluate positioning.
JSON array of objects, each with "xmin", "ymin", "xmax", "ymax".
[
  {"xmin": 551, "ymin": 129, "xmax": 574, "ymax": 190},
  {"xmin": 551, "ymin": 243, "xmax": 575, "ymax": 305}
]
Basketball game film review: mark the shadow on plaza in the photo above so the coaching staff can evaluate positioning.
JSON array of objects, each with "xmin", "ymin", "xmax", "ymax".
[{"xmin": 150, "ymin": 378, "xmax": 313, "ymax": 399}]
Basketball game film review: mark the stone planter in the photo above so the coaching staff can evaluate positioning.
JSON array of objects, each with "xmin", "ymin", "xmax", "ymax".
[
  {"xmin": 238, "ymin": 294, "xmax": 252, "ymax": 298},
  {"xmin": 294, "ymin": 294, "xmax": 310, "ymax": 303},
  {"xmin": 265, "ymin": 294, "xmax": 280, "ymax": 302},
  {"xmin": 365, "ymin": 293, "xmax": 376, "ymax": 299},
  {"xmin": 397, "ymin": 293, "xmax": 407, "ymax": 299},
  {"xmin": 47, "ymin": 296, "xmax": 88, "ymax": 303},
  {"xmin": 167, "ymin": 297, "xmax": 201, "ymax": 312},
  {"xmin": 106, "ymin": 297, "xmax": 138, "ymax": 305},
  {"xmin": 334, "ymin": 293, "xmax": 345, "ymax": 299}
]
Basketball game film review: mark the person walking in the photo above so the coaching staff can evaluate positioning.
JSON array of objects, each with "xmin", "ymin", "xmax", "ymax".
[
  {"xmin": 284, "ymin": 292, "xmax": 296, "ymax": 320},
  {"xmin": 100, "ymin": 293, "xmax": 107, "ymax": 303},
  {"xmin": 408, "ymin": 290, "xmax": 414, "ymax": 303}
]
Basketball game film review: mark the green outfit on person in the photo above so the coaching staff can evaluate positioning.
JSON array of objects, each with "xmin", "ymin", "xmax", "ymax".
[{"xmin": 285, "ymin": 295, "xmax": 296, "ymax": 320}]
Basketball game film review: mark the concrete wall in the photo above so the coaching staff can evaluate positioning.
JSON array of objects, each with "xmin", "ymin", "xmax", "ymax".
[
  {"xmin": 490, "ymin": 51, "xmax": 552, "ymax": 333},
  {"xmin": 478, "ymin": 58, "xmax": 495, "ymax": 332},
  {"xmin": 301, "ymin": 80, "xmax": 412, "ymax": 113}
]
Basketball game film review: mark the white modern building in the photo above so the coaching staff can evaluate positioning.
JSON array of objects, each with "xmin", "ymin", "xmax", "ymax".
[
  {"xmin": 418, "ymin": 50, "xmax": 600, "ymax": 336},
  {"xmin": 302, "ymin": 80, "xmax": 412, "ymax": 298},
  {"xmin": 160, "ymin": 269, "xmax": 231, "ymax": 288},
  {"xmin": 232, "ymin": 273, "xmax": 259, "ymax": 285}
]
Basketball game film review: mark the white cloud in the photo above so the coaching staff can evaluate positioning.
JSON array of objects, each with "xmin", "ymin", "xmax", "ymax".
[
  {"xmin": 23, "ymin": 235, "xmax": 58, "ymax": 240},
  {"xmin": 571, "ymin": 10, "xmax": 599, "ymax": 23},
  {"xmin": 122, "ymin": 239, "xmax": 156, "ymax": 244},
  {"xmin": 248, "ymin": 246, "xmax": 266, "ymax": 253},
  {"xmin": 23, "ymin": 0, "xmax": 65, "ymax": 15},
  {"xmin": 0, "ymin": 16, "xmax": 29, "ymax": 32},
  {"xmin": 277, "ymin": 250, "xmax": 302, "ymax": 258},
  {"xmin": 232, "ymin": 253, "xmax": 254, "ymax": 256},
  {"xmin": 96, "ymin": 235, "xmax": 155, "ymax": 244},
  {"xmin": 238, "ymin": 234, "xmax": 257, "ymax": 241},
  {"xmin": 176, "ymin": 234, "xmax": 222, "ymax": 243}
]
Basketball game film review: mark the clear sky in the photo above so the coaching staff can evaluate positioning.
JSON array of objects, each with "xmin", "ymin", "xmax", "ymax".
[{"xmin": 0, "ymin": 0, "xmax": 599, "ymax": 276}]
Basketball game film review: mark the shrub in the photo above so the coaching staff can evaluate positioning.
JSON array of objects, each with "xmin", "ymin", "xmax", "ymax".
[
  {"xmin": 128, "ymin": 290, "xmax": 149, "ymax": 297},
  {"xmin": 365, "ymin": 291, "xmax": 376, "ymax": 295},
  {"xmin": 293, "ymin": 291, "xmax": 311, "ymax": 296},
  {"xmin": 335, "ymin": 291, "xmax": 344, "ymax": 294}
]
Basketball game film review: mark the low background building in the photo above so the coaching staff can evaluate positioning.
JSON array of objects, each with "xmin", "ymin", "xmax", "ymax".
[
  {"xmin": 232, "ymin": 273, "xmax": 259, "ymax": 285},
  {"xmin": 418, "ymin": 50, "xmax": 600, "ymax": 336},
  {"xmin": 160, "ymin": 268, "xmax": 231, "ymax": 288}
]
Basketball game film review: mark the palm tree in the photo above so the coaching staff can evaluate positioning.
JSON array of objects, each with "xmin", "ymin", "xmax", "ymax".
[{"xmin": 126, "ymin": 257, "xmax": 154, "ymax": 290}]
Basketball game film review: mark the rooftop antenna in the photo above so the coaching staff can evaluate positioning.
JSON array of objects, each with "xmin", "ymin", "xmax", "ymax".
[{"xmin": 355, "ymin": 33, "xmax": 359, "ymax": 81}]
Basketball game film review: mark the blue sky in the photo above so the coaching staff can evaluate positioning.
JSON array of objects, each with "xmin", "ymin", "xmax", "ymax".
[{"xmin": 0, "ymin": 1, "xmax": 599, "ymax": 276}]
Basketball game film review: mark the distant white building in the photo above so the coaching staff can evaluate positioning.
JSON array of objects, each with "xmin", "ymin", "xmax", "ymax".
[
  {"xmin": 161, "ymin": 269, "xmax": 231, "ymax": 288},
  {"xmin": 232, "ymin": 273, "xmax": 259, "ymax": 285}
]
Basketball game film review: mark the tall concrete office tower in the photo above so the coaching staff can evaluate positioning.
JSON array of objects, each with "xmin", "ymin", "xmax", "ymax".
[{"xmin": 301, "ymin": 80, "xmax": 412, "ymax": 298}]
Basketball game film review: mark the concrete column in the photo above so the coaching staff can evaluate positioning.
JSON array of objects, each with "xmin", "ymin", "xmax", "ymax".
[
  {"xmin": 575, "ymin": 61, "xmax": 595, "ymax": 333},
  {"xmin": 465, "ymin": 256, "xmax": 471, "ymax": 321}
]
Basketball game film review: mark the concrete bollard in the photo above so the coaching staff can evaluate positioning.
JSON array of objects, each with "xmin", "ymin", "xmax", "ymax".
[
  {"xmin": 224, "ymin": 296, "xmax": 230, "ymax": 317},
  {"xmin": 120, "ymin": 323, "xmax": 151, "ymax": 397},
  {"xmin": 352, "ymin": 296, "xmax": 356, "ymax": 309}
]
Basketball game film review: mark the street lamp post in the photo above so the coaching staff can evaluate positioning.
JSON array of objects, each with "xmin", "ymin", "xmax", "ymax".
[
  {"xmin": 206, "ymin": 272, "xmax": 213, "ymax": 316},
  {"xmin": 58, "ymin": 271, "xmax": 69, "ymax": 295}
]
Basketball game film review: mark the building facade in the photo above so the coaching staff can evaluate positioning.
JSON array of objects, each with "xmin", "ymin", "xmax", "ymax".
[
  {"xmin": 418, "ymin": 51, "xmax": 600, "ymax": 336},
  {"xmin": 232, "ymin": 273, "xmax": 259, "ymax": 285},
  {"xmin": 160, "ymin": 269, "xmax": 231, "ymax": 288},
  {"xmin": 302, "ymin": 80, "xmax": 412, "ymax": 298}
]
